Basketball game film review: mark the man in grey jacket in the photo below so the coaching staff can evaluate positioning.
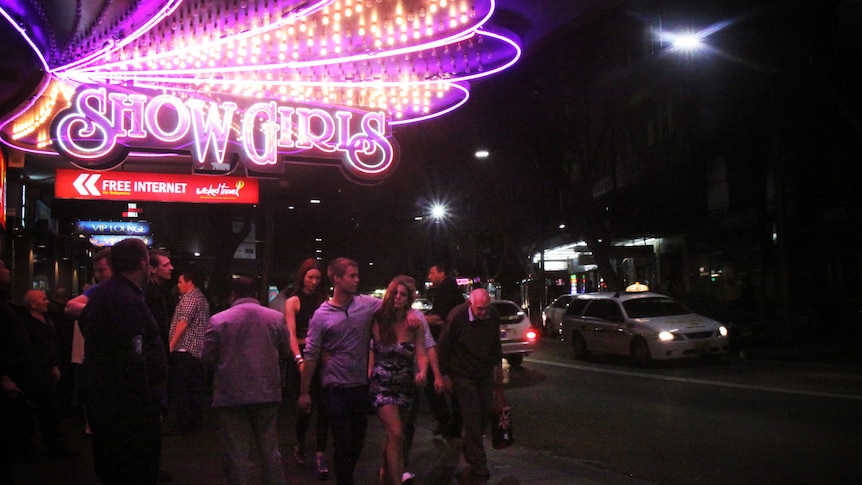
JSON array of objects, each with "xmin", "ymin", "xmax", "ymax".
[{"xmin": 201, "ymin": 275, "xmax": 290, "ymax": 485}]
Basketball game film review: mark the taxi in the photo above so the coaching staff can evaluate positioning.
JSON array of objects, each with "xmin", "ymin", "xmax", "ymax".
[{"xmin": 561, "ymin": 287, "xmax": 729, "ymax": 365}]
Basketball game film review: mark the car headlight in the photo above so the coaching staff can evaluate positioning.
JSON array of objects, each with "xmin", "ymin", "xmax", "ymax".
[
  {"xmin": 718, "ymin": 325, "xmax": 728, "ymax": 337},
  {"xmin": 658, "ymin": 331, "xmax": 675, "ymax": 341}
]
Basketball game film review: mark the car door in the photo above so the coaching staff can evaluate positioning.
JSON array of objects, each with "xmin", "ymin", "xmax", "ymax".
[
  {"xmin": 561, "ymin": 297, "xmax": 591, "ymax": 342},
  {"xmin": 580, "ymin": 299, "xmax": 625, "ymax": 354}
]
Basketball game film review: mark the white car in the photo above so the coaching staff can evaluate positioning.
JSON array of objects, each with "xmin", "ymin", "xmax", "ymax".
[
  {"xmin": 541, "ymin": 294, "xmax": 578, "ymax": 337},
  {"xmin": 561, "ymin": 291, "xmax": 729, "ymax": 365},
  {"xmin": 491, "ymin": 300, "xmax": 538, "ymax": 368}
]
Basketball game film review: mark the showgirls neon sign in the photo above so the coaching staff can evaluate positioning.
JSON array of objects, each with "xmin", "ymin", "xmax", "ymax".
[
  {"xmin": 52, "ymin": 85, "xmax": 398, "ymax": 183},
  {"xmin": 1, "ymin": 0, "xmax": 521, "ymax": 185}
]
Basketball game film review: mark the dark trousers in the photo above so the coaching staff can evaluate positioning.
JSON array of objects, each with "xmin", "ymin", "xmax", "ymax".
[
  {"xmin": 28, "ymin": 371, "xmax": 66, "ymax": 452},
  {"xmin": 1, "ymin": 394, "xmax": 35, "ymax": 485},
  {"xmin": 168, "ymin": 351, "xmax": 205, "ymax": 432},
  {"xmin": 450, "ymin": 374, "xmax": 494, "ymax": 472},
  {"xmin": 288, "ymin": 361, "xmax": 328, "ymax": 451},
  {"xmin": 322, "ymin": 386, "xmax": 368, "ymax": 485},
  {"xmin": 89, "ymin": 414, "xmax": 161, "ymax": 485}
]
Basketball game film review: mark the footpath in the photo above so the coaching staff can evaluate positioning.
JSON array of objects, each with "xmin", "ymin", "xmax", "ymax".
[{"xmin": 13, "ymin": 397, "xmax": 655, "ymax": 485}]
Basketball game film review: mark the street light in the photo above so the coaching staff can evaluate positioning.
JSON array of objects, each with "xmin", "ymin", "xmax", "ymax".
[{"xmin": 431, "ymin": 203, "xmax": 447, "ymax": 222}]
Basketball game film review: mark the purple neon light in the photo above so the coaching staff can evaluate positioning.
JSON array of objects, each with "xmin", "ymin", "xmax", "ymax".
[{"xmin": 1, "ymin": 0, "xmax": 521, "ymax": 156}]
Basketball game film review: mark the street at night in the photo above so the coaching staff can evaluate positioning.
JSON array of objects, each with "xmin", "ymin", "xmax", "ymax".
[
  {"xmin": 13, "ymin": 339, "xmax": 862, "ymax": 485},
  {"xmin": 507, "ymin": 339, "xmax": 862, "ymax": 485},
  {"xmin": 4, "ymin": 1, "xmax": 862, "ymax": 484}
]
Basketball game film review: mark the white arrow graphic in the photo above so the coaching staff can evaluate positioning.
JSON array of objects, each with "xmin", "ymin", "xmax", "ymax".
[{"xmin": 72, "ymin": 174, "xmax": 101, "ymax": 196}]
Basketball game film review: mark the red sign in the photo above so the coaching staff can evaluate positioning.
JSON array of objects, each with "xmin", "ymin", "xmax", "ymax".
[{"xmin": 55, "ymin": 169, "xmax": 258, "ymax": 204}]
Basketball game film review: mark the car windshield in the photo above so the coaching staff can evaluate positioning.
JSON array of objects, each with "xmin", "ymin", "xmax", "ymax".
[{"xmin": 622, "ymin": 297, "xmax": 692, "ymax": 318}]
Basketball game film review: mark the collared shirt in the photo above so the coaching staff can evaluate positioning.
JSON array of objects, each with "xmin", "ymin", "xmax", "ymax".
[
  {"xmin": 304, "ymin": 294, "xmax": 382, "ymax": 388},
  {"xmin": 169, "ymin": 288, "xmax": 210, "ymax": 358}
]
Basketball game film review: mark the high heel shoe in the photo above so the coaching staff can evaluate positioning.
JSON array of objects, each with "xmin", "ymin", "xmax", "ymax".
[
  {"xmin": 293, "ymin": 444, "xmax": 306, "ymax": 467},
  {"xmin": 315, "ymin": 454, "xmax": 328, "ymax": 480}
]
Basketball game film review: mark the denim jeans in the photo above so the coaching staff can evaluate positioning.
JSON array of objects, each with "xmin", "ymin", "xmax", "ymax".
[{"xmin": 322, "ymin": 385, "xmax": 369, "ymax": 485}]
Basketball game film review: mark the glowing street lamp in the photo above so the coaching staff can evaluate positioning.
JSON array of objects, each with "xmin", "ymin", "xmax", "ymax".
[
  {"xmin": 669, "ymin": 32, "xmax": 704, "ymax": 52},
  {"xmin": 430, "ymin": 203, "xmax": 448, "ymax": 222}
]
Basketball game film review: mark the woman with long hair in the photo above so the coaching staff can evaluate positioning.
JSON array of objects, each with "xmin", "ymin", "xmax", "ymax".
[
  {"xmin": 285, "ymin": 258, "xmax": 330, "ymax": 479},
  {"xmin": 368, "ymin": 276, "xmax": 438, "ymax": 485}
]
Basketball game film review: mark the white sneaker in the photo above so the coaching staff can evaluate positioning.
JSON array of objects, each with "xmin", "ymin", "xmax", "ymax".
[{"xmin": 401, "ymin": 471, "xmax": 416, "ymax": 484}]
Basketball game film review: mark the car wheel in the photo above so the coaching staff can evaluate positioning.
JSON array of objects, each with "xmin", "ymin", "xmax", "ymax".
[
  {"xmin": 505, "ymin": 355, "xmax": 523, "ymax": 367},
  {"xmin": 631, "ymin": 337, "xmax": 652, "ymax": 366},
  {"xmin": 571, "ymin": 331, "xmax": 590, "ymax": 360}
]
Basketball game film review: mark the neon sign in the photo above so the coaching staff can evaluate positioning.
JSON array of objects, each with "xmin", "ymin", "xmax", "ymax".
[
  {"xmin": 89, "ymin": 235, "xmax": 154, "ymax": 248},
  {"xmin": 51, "ymin": 85, "xmax": 399, "ymax": 184},
  {"xmin": 76, "ymin": 221, "xmax": 151, "ymax": 235},
  {"xmin": 55, "ymin": 169, "xmax": 259, "ymax": 204}
]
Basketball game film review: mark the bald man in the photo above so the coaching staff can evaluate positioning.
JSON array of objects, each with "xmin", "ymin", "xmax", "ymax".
[
  {"xmin": 436, "ymin": 289, "xmax": 503, "ymax": 480},
  {"xmin": 22, "ymin": 289, "xmax": 77, "ymax": 458}
]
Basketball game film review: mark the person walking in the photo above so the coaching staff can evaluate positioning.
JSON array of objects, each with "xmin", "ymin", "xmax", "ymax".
[
  {"xmin": 369, "ymin": 276, "xmax": 442, "ymax": 485},
  {"xmin": 201, "ymin": 275, "xmax": 290, "ymax": 485},
  {"xmin": 298, "ymin": 258, "xmax": 376, "ymax": 485},
  {"xmin": 418, "ymin": 262, "xmax": 464, "ymax": 437},
  {"xmin": 78, "ymin": 238, "xmax": 168, "ymax": 485},
  {"xmin": 284, "ymin": 258, "xmax": 330, "ymax": 479},
  {"xmin": 165, "ymin": 270, "xmax": 210, "ymax": 436},
  {"xmin": 436, "ymin": 289, "xmax": 503, "ymax": 481},
  {"xmin": 299, "ymin": 259, "xmax": 423, "ymax": 485}
]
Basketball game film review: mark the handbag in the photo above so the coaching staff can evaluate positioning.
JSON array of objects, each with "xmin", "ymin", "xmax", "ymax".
[{"xmin": 491, "ymin": 385, "xmax": 513, "ymax": 449}]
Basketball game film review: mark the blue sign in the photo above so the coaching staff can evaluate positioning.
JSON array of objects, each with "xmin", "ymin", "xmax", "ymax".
[
  {"xmin": 88, "ymin": 235, "xmax": 153, "ymax": 247},
  {"xmin": 77, "ymin": 220, "xmax": 150, "ymax": 235}
]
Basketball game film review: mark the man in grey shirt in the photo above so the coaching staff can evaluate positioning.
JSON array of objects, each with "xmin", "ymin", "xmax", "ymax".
[{"xmin": 202, "ymin": 276, "xmax": 290, "ymax": 485}]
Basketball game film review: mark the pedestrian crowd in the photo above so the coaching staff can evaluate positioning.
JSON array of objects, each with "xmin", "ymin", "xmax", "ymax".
[{"xmin": 1, "ymin": 243, "xmax": 507, "ymax": 485}]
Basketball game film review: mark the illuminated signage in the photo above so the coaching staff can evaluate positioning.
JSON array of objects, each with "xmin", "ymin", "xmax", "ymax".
[
  {"xmin": 89, "ymin": 235, "xmax": 153, "ymax": 247},
  {"xmin": 51, "ymin": 86, "xmax": 399, "ymax": 184},
  {"xmin": 55, "ymin": 169, "xmax": 259, "ymax": 204},
  {"xmin": 76, "ymin": 220, "xmax": 151, "ymax": 235}
]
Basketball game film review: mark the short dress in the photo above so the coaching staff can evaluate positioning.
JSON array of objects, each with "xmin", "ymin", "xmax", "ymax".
[{"xmin": 369, "ymin": 341, "xmax": 416, "ymax": 410}]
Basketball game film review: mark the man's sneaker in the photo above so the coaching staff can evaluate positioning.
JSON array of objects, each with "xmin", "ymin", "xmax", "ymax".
[
  {"xmin": 315, "ymin": 454, "xmax": 328, "ymax": 480},
  {"xmin": 401, "ymin": 471, "xmax": 416, "ymax": 484}
]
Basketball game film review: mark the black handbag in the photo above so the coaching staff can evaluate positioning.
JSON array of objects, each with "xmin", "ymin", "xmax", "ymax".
[{"xmin": 491, "ymin": 386, "xmax": 513, "ymax": 449}]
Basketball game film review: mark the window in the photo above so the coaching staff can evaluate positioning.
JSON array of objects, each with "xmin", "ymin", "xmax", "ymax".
[
  {"xmin": 623, "ymin": 297, "xmax": 690, "ymax": 318},
  {"xmin": 583, "ymin": 300, "xmax": 624, "ymax": 322},
  {"xmin": 564, "ymin": 299, "xmax": 591, "ymax": 316}
]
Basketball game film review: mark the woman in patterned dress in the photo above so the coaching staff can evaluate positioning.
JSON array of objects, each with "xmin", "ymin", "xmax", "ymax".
[{"xmin": 368, "ymin": 276, "xmax": 430, "ymax": 485}]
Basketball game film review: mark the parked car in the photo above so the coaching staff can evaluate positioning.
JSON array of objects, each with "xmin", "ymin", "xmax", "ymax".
[
  {"xmin": 491, "ymin": 300, "xmax": 538, "ymax": 367},
  {"xmin": 561, "ymin": 291, "xmax": 729, "ymax": 365},
  {"xmin": 541, "ymin": 294, "xmax": 578, "ymax": 337}
]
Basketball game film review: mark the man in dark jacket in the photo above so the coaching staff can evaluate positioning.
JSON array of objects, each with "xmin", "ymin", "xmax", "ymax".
[
  {"xmin": 1, "ymin": 259, "xmax": 36, "ymax": 484},
  {"xmin": 420, "ymin": 262, "xmax": 464, "ymax": 437},
  {"xmin": 21, "ymin": 289, "xmax": 77, "ymax": 458},
  {"xmin": 437, "ymin": 289, "xmax": 503, "ymax": 480},
  {"xmin": 80, "ymin": 238, "xmax": 168, "ymax": 485}
]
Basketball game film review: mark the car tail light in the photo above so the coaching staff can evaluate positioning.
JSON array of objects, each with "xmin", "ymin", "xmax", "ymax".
[{"xmin": 526, "ymin": 329, "xmax": 538, "ymax": 341}]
